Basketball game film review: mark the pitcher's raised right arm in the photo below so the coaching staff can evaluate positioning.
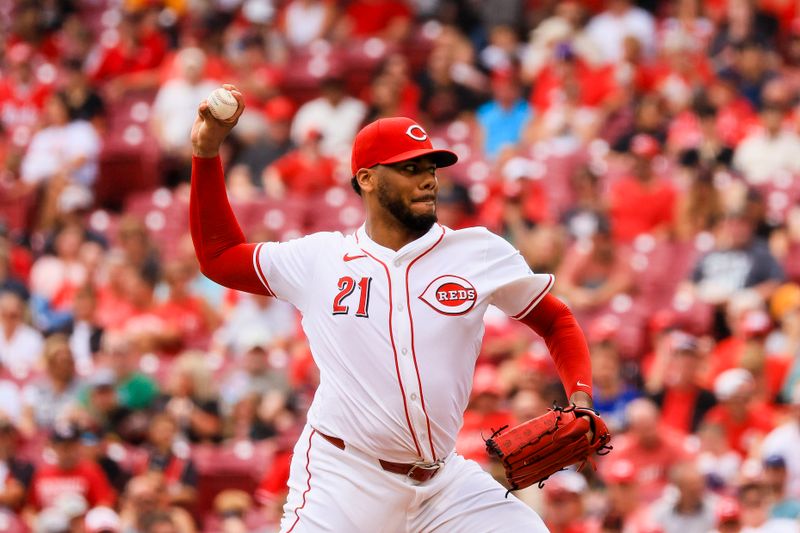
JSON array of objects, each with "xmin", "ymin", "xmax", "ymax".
[{"xmin": 189, "ymin": 85, "xmax": 271, "ymax": 296}]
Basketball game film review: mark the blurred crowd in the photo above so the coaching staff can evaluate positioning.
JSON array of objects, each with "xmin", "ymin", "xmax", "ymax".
[{"xmin": 1, "ymin": 0, "xmax": 800, "ymax": 532}]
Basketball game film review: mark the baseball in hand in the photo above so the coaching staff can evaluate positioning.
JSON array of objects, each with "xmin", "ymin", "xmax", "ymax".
[{"xmin": 206, "ymin": 88, "xmax": 239, "ymax": 121}]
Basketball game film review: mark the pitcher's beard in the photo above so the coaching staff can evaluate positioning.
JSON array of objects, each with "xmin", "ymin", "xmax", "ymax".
[{"xmin": 377, "ymin": 179, "xmax": 437, "ymax": 233}]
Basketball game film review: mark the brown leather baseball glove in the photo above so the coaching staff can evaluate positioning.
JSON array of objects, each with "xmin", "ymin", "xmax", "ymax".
[{"xmin": 485, "ymin": 404, "xmax": 612, "ymax": 491}]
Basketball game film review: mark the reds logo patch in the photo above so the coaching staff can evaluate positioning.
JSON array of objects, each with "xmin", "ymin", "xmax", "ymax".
[
  {"xmin": 405, "ymin": 124, "xmax": 428, "ymax": 141},
  {"xmin": 419, "ymin": 275, "xmax": 477, "ymax": 315}
]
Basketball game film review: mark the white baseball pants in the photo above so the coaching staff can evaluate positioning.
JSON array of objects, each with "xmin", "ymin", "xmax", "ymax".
[{"xmin": 280, "ymin": 425, "xmax": 549, "ymax": 532}]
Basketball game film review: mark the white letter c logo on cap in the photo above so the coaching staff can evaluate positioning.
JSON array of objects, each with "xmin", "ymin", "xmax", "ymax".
[{"xmin": 405, "ymin": 124, "xmax": 428, "ymax": 141}]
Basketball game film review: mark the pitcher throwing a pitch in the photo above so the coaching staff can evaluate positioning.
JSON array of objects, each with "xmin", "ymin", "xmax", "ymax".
[{"xmin": 190, "ymin": 84, "xmax": 609, "ymax": 532}]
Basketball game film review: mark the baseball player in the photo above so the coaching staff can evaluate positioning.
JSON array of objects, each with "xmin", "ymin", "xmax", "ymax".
[{"xmin": 190, "ymin": 85, "xmax": 595, "ymax": 532}]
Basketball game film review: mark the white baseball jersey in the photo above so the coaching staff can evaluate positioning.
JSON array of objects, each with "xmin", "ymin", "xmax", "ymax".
[{"xmin": 254, "ymin": 223, "xmax": 553, "ymax": 464}]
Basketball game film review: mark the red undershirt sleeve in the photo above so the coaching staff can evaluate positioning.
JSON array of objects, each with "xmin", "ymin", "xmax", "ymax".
[
  {"xmin": 519, "ymin": 293, "xmax": 593, "ymax": 399},
  {"xmin": 190, "ymin": 155, "xmax": 270, "ymax": 295}
]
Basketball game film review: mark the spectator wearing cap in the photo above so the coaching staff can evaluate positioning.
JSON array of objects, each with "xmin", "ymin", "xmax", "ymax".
[
  {"xmin": 0, "ymin": 417, "xmax": 34, "ymax": 513},
  {"xmin": 687, "ymin": 210, "xmax": 784, "ymax": 307},
  {"xmin": 540, "ymin": 471, "xmax": 592, "ymax": 533},
  {"xmin": 766, "ymin": 283, "xmax": 800, "ymax": 402},
  {"xmin": 262, "ymin": 128, "xmax": 338, "ymax": 198},
  {"xmin": 601, "ymin": 398, "xmax": 693, "ymax": 503},
  {"xmin": 718, "ymin": 39, "xmax": 778, "ymax": 111},
  {"xmin": 475, "ymin": 70, "xmax": 532, "ymax": 160},
  {"xmin": 133, "ymin": 413, "xmax": 198, "ymax": 508},
  {"xmin": 761, "ymin": 382, "xmax": 800, "ymax": 499},
  {"xmin": 733, "ymin": 88, "xmax": 800, "ymax": 186},
  {"xmin": 556, "ymin": 214, "xmax": 633, "ymax": 312},
  {"xmin": 598, "ymin": 458, "xmax": 654, "ymax": 532},
  {"xmin": 27, "ymin": 423, "xmax": 115, "ymax": 510},
  {"xmin": 156, "ymin": 260, "xmax": 220, "ymax": 352},
  {"xmin": 151, "ymin": 47, "xmax": 220, "ymax": 187},
  {"xmin": 649, "ymin": 461, "xmax": 717, "ymax": 533},
  {"xmin": 608, "ymin": 133, "xmax": 677, "ymax": 243},
  {"xmin": 762, "ymin": 454, "xmax": 800, "ymax": 520},
  {"xmin": 647, "ymin": 331, "xmax": 717, "ymax": 435},
  {"xmin": 703, "ymin": 368, "xmax": 775, "ymax": 457},
  {"xmin": 290, "ymin": 74, "xmax": 367, "ymax": 163},
  {"xmin": 84, "ymin": 505, "xmax": 120, "ymax": 533},
  {"xmin": 0, "ymin": 290, "xmax": 44, "ymax": 380},
  {"xmin": 20, "ymin": 334, "xmax": 83, "ymax": 433}
]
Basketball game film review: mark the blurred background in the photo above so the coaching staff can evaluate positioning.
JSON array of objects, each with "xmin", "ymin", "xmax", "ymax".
[{"xmin": 1, "ymin": 0, "xmax": 800, "ymax": 532}]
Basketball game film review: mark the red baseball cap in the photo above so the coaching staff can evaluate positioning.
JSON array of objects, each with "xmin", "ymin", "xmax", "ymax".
[{"xmin": 351, "ymin": 117, "xmax": 458, "ymax": 176}]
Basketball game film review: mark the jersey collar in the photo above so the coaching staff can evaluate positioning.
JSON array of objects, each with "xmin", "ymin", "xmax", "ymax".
[{"xmin": 355, "ymin": 223, "xmax": 445, "ymax": 264}]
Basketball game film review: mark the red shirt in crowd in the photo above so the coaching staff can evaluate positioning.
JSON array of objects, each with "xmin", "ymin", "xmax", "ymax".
[
  {"xmin": 530, "ymin": 61, "xmax": 616, "ymax": 113},
  {"xmin": 456, "ymin": 409, "xmax": 516, "ymax": 465},
  {"xmin": 29, "ymin": 460, "xmax": 116, "ymax": 510},
  {"xmin": 270, "ymin": 150, "xmax": 337, "ymax": 196},
  {"xmin": 90, "ymin": 29, "xmax": 167, "ymax": 82},
  {"xmin": 0, "ymin": 78, "xmax": 52, "ymax": 148},
  {"xmin": 609, "ymin": 176, "xmax": 676, "ymax": 243},
  {"xmin": 602, "ymin": 430, "xmax": 693, "ymax": 503},
  {"xmin": 345, "ymin": 0, "xmax": 412, "ymax": 37},
  {"xmin": 702, "ymin": 404, "xmax": 775, "ymax": 457}
]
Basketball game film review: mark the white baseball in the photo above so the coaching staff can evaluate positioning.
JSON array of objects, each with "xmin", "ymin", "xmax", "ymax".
[{"xmin": 206, "ymin": 88, "xmax": 239, "ymax": 121}]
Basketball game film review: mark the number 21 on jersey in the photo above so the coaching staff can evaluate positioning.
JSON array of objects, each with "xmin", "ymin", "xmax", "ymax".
[{"xmin": 332, "ymin": 276, "xmax": 372, "ymax": 317}]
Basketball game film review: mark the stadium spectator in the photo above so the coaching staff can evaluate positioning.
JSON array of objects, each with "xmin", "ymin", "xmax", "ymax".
[
  {"xmin": 608, "ymin": 134, "xmax": 677, "ymax": 243},
  {"xmin": 212, "ymin": 293, "xmax": 296, "ymax": 356},
  {"xmin": 703, "ymin": 368, "xmax": 774, "ymax": 457},
  {"xmin": 0, "ymin": 417, "xmax": 33, "ymax": 513},
  {"xmin": 736, "ymin": 476, "xmax": 799, "ymax": 532},
  {"xmin": 28, "ymin": 423, "xmax": 115, "ymax": 510},
  {"xmin": 591, "ymin": 340, "xmax": 640, "ymax": 433},
  {"xmin": 695, "ymin": 421, "xmax": 743, "ymax": 490},
  {"xmin": 118, "ymin": 475, "xmax": 195, "ymax": 533},
  {"xmin": 156, "ymin": 351, "xmax": 222, "ymax": 443},
  {"xmin": 262, "ymin": 129, "xmax": 337, "ymax": 198},
  {"xmin": 762, "ymin": 455, "xmax": 800, "ymax": 520},
  {"xmin": 133, "ymin": 413, "xmax": 197, "ymax": 509},
  {"xmin": 540, "ymin": 471, "xmax": 591, "ymax": 533},
  {"xmin": 598, "ymin": 458, "xmax": 653, "ymax": 531},
  {"xmin": 476, "ymin": 70, "xmax": 532, "ymax": 160},
  {"xmin": 688, "ymin": 210, "xmax": 784, "ymax": 306},
  {"xmin": 84, "ymin": 505, "xmax": 121, "ymax": 533},
  {"xmin": 156, "ymin": 260, "xmax": 219, "ymax": 351},
  {"xmin": 761, "ymin": 383, "xmax": 800, "ymax": 499},
  {"xmin": 585, "ymin": 0, "xmax": 656, "ymax": 63},
  {"xmin": 336, "ymin": 0, "xmax": 412, "ymax": 43},
  {"xmin": 62, "ymin": 284, "xmax": 104, "ymax": 373},
  {"xmin": 29, "ymin": 223, "xmax": 88, "ymax": 332},
  {"xmin": 649, "ymin": 461, "xmax": 717, "ymax": 533},
  {"xmin": 290, "ymin": 74, "xmax": 367, "ymax": 163},
  {"xmin": 59, "ymin": 58, "xmax": 105, "ymax": 127},
  {"xmin": 278, "ymin": 0, "xmax": 337, "ymax": 48},
  {"xmin": 151, "ymin": 47, "xmax": 219, "ymax": 187},
  {"xmin": 99, "ymin": 333, "xmax": 158, "ymax": 412},
  {"xmin": 556, "ymin": 216, "xmax": 633, "ymax": 312},
  {"xmin": 0, "ymin": 290, "xmax": 44, "ymax": 379},
  {"xmin": 20, "ymin": 334, "xmax": 82, "ymax": 433},
  {"xmin": 733, "ymin": 99, "xmax": 800, "ymax": 187},
  {"xmin": 602, "ymin": 398, "xmax": 693, "ymax": 503},
  {"xmin": 646, "ymin": 331, "xmax": 717, "ymax": 435}
]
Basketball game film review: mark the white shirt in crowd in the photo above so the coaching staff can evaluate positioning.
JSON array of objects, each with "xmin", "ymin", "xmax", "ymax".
[
  {"xmin": 290, "ymin": 96, "xmax": 367, "ymax": 162},
  {"xmin": 733, "ymin": 130, "xmax": 800, "ymax": 186},
  {"xmin": 761, "ymin": 419, "xmax": 800, "ymax": 499},
  {"xmin": 585, "ymin": 5, "xmax": 656, "ymax": 63},
  {"xmin": 284, "ymin": 0, "xmax": 330, "ymax": 47},
  {"xmin": 20, "ymin": 120, "xmax": 101, "ymax": 187},
  {"xmin": 254, "ymin": 223, "xmax": 555, "ymax": 463},
  {"xmin": 0, "ymin": 323, "xmax": 44, "ymax": 379},
  {"xmin": 153, "ymin": 78, "xmax": 220, "ymax": 152}
]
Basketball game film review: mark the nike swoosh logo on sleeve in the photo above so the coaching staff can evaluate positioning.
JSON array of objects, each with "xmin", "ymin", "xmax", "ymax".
[
  {"xmin": 343, "ymin": 253, "xmax": 367, "ymax": 262},
  {"xmin": 577, "ymin": 381, "xmax": 590, "ymax": 388}
]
